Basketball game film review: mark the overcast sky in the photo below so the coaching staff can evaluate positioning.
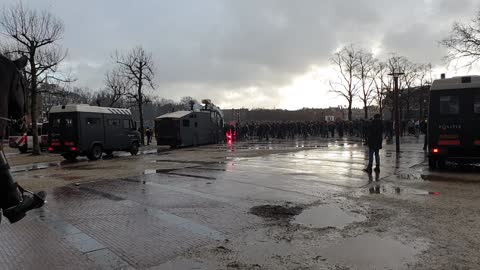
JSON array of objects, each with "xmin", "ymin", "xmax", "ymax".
[{"xmin": 3, "ymin": 0, "xmax": 480, "ymax": 109}]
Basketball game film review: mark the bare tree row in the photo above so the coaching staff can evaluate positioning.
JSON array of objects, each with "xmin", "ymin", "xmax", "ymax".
[{"xmin": 330, "ymin": 45, "xmax": 433, "ymax": 121}]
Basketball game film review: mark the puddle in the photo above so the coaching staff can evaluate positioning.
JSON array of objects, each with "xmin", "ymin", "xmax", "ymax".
[
  {"xmin": 144, "ymin": 168, "xmax": 177, "ymax": 174},
  {"xmin": 368, "ymin": 184, "xmax": 439, "ymax": 196},
  {"xmin": 143, "ymin": 169, "xmax": 216, "ymax": 180},
  {"xmin": 11, "ymin": 162, "xmax": 60, "ymax": 173},
  {"xmin": 421, "ymin": 173, "xmax": 480, "ymax": 183},
  {"xmin": 155, "ymin": 159, "xmax": 225, "ymax": 165},
  {"xmin": 320, "ymin": 234, "xmax": 423, "ymax": 270},
  {"xmin": 397, "ymin": 172, "xmax": 422, "ymax": 180},
  {"xmin": 250, "ymin": 204, "xmax": 303, "ymax": 219},
  {"xmin": 293, "ymin": 204, "xmax": 365, "ymax": 229}
]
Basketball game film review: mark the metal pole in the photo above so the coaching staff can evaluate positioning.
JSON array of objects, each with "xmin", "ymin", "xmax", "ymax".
[{"xmin": 394, "ymin": 76, "xmax": 400, "ymax": 153}]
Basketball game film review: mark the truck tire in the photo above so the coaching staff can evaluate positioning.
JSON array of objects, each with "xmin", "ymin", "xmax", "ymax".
[
  {"xmin": 62, "ymin": 153, "xmax": 78, "ymax": 162},
  {"xmin": 88, "ymin": 144, "xmax": 103, "ymax": 161},
  {"xmin": 130, "ymin": 142, "xmax": 139, "ymax": 156},
  {"xmin": 437, "ymin": 159, "xmax": 446, "ymax": 170},
  {"xmin": 428, "ymin": 157, "xmax": 437, "ymax": 169}
]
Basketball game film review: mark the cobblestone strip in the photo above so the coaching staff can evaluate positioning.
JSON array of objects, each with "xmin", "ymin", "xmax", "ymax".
[
  {"xmin": 119, "ymin": 200, "xmax": 226, "ymax": 241},
  {"xmin": 37, "ymin": 209, "xmax": 132, "ymax": 270},
  {"xmin": 0, "ymin": 215, "xmax": 99, "ymax": 270}
]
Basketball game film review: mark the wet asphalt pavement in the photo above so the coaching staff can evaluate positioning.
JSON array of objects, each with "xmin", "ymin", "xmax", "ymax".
[{"xmin": 1, "ymin": 136, "xmax": 480, "ymax": 269}]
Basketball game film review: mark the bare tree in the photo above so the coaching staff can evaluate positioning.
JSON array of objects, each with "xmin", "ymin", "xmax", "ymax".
[
  {"xmin": 329, "ymin": 45, "xmax": 360, "ymax": 121},
  {"xmin": 417, "ymin": 63, "xmax": 433, "ymax": 117},
  {"xmin": 179, "ymin": 96, "xmax": 199, "ymax": 110},
  {"xmin": 1, "ymin": 2, "xmax": 66, "ymax": 155},
  {"xmin": 402, "ymin": 61, "xmax": 420, "ymax": 119},
  {"xmin": 441, "ymin": 11, "xmax": 480, "ymax": 68},
  {"xmin": 103, "ymin": 68, "xmax": 131, "ymax": 107},
  {"xmin": 373, "ymin": 61, "xmax": 390, "ymax": 117},
  {"xmin": 113, "ymin": 46, "xmax": 155, "ymax": 145},
  {"xmin": 384, "ymin": 54, "xmax": 410, "ymax": 120},
  {"xmin": 356, "ymin": 49, "xmax": 376, "ymax": 119}
]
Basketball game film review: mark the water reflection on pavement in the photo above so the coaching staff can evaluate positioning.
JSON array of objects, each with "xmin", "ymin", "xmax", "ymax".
[{"xmin": 1, "ymin": 136, "xmax": 476, "ymax": 269}]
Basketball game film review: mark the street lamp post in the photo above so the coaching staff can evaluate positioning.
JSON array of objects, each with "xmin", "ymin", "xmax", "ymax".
[{"xmin": 389, "ymin": 72, "xmax": 404, "ymax": 153}]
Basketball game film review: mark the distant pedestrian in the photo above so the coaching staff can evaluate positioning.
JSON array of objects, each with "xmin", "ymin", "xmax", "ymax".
[
  {"xmin": 364, "ymin": 114, "xmax": 383, "ymax": 173},
  {"xmin": 145, "ymin": 127, "xmax": 152, "ymax": 145},
  {"xmin": 421, "ymin": 120, "xmax": 428, "ymax": 150}
]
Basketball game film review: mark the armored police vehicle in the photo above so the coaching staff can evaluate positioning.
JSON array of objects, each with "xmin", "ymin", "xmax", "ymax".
[
  {"xmin": 155, "ymin": 100, "xmax": 224, "ymax": 148},
  {"xmin": 428, "ymin": 75, "xmax": 480, "ymax": 168},
  {"xmin": 48, "ymin": 104, "xmax": 140, "ymax": 161}
]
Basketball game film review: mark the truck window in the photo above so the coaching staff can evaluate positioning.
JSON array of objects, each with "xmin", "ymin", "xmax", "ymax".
[
  {"xmin": 439, "ymin": 95, "xmax": 459, "ymax": 115},
  {"xmin": 52, "ymin": 118, "xmax": 61, "ymax": 128},
  {"xmin": 65, "ymin": 118, "xmax": 73, "ymax": 127},
  {"xmin": 86, "ymin": 118, "xmax": 101, "ymax": 126},
  {"xmin": 108, "ymin": 119, "xmax": 120, "ymax": 126},
  {"xmin": 475, "ymin": 95, "xmax": 480, "ymax": 114},
  {"xmin": 123, "ymin": 119, "xmax": 131, "ymax": 129},
  {"xmin": 183, "ymin": 119, "xmax": 190, "ymax": 127}
]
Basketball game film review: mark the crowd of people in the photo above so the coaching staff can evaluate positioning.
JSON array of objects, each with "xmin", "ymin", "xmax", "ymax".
[{"xmin": 228, "ymin": 118, "xmax": 426, "ymax": 142}]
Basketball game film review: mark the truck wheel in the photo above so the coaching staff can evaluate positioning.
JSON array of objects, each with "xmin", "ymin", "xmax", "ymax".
[
  {"xmin": 18, "ymin": 145, "xmax": 28, "ymax": 154},
  {"xmin": 130, "ymin": 142, "xmax": 139, "ymax": 156},
  {"xmin": 428, "ymin": 157, "xmax": 437, "ymax": 169},
  {"xmin": 88, "ymin": 145, "xmax": 103, "ymax": 161},
  {"xmin": 62, "ymin": 153, "xmax": 77, "ymax": 162},
  {"xmin": 437, "ymin": 159, "xmax": 446, "ymax": 170}
]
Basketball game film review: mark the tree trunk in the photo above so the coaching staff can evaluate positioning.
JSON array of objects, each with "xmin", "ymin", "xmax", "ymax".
[
  {"xmin": 29, "ymin": 57, "xmax": 41, "ymax": 156},
  {"xmin": 364, "ymin": 100, "xmax": 368, "ymax": 119},
  {"xmin": 348, "ymin": 101, "xmax": 352, "ymax": 121},
  {"xmin": 138, "ymin": 68, "xmax": 145, "ymax": 145},
  {"xmin": 406, "ymin": 89, "xmax": 411, "ymax": 119}
]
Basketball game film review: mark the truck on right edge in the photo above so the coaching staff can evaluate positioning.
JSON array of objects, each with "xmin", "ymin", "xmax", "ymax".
[{"xmin": 428, "ymin": 75, "xmax": 480, "ymax": 168}]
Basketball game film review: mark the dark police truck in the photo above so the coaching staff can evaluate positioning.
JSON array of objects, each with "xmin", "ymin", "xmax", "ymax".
[
  {"xmin": 48, "ymin": 104, "xmax": 140, "ymax": 161},
  {"xmin": 428, "ymin": 76, "xmax": 480, "ymax": 168},
  {"xmin": 155, "ymin": 100, "xmax": 224, "ymax": 148}
]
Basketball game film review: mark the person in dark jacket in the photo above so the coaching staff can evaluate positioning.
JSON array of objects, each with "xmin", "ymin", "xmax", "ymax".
[
  {"xmin": 364, "ymin": 114, "xmax": 383, "ymax": 173},
  {"xmin": 145, "ymin": 127, "xmax": 152, "ymax": 145}
]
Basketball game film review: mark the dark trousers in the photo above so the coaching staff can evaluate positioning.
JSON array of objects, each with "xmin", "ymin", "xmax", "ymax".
[{"xmin": 368, "ymin": 148, "xmax": 380, "ymax": 169}]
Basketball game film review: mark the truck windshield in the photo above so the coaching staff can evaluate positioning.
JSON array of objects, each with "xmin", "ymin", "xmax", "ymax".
[{"xmin": 439, "ymin": 95, "xmax": 459, "ymax": 115}]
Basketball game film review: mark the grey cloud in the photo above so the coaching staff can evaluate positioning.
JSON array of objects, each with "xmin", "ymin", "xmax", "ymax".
[{"xmin": 6, "ymin": 0, "xmax": 479, "ymax": 108}]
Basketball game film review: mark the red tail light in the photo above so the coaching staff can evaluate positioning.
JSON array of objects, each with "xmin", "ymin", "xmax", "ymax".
[
  {"xmin": 48, "ymin": 147, "xmax": 54, "ymax": 152},
  {"xmin": 432, "ymin": 148, "xmax": 439, "ymax": 154},
  {"xmin": 70, "ymin": 147, "xmax": 77, "ymax": 151}
]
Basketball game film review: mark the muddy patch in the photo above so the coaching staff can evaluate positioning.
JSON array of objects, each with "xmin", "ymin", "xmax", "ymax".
[
  {"xmin": 250, "ymin": 204, "xmax": 303, "ymax": 219},
  {"xmin": 155, "ymin": 258, "xmax": 216, "ymax": 270},
  {"xmin": 320, "ymin": 234, "xmax": 425, "ymax": 270},
  {"xmin": 293, "ymin": 204, "xmax": 366, "ymax": 229}
]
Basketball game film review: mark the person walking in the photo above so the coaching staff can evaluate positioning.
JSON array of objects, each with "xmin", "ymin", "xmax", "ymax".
[
  {"xmin": 364, "ymin": 114, "xmax": 383, "ymax": 173},
  {"xmin": 145, "ymin": 127, "xmax": 152, "ymax": 145}
]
